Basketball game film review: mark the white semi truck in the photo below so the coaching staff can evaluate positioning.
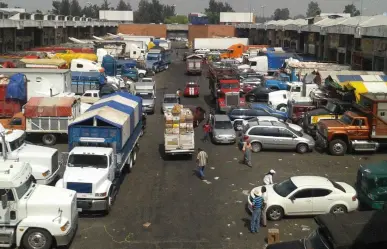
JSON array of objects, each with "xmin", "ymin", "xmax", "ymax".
[{"xmin": 0, "ymin": 160, "xmax": 77, "ymax": 249}]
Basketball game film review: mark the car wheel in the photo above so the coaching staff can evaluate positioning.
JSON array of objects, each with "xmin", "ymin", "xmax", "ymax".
[
  {"xmin": 329, "ymin": 139, "xmax": 347, "ymax": 156},
  {"xmin": 139, "ymin": 73, "xmax": 145, "ymax": 78},
  {"xmin": 330, "ymin": 204, "xmax": 347, "ymax": 214},
  {"xmin": 251, "ymin": 142, "xmax": 262, "ymax": 153},
  {"xmin": 277, "ymin": 104, "xmax": 288, "ymax": 112},
  {"xmin": 247, "ymin": 96, "xmax": 255, "ymax": 102},
  {"xmin": 296, "ymin": 143, "xmax": 309, "ymax": 154},
  {"xmin": 267, "ymin": 206, "xmax": 284, "ymax": 221}
]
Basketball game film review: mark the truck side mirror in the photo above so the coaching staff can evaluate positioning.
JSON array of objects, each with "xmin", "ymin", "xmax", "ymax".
[{"xmin": 1, "ymin": 193, "xmax": 8, "ymax": 209}]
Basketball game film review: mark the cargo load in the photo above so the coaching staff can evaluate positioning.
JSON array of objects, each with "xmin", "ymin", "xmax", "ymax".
[
  {"xmin": 164, "ymin": 104, "xmax": 195, "ymax": 156},
  {"xmin": 0, "ymin": 73, "xmax": 26, "ymax": 118},
  {"xmin": 20, "ymin": 58, "xmax": 68, "ymax": 69},
  {"xmin": 24, "ymin": 97, "xmax": 77, "ymax": 117}
]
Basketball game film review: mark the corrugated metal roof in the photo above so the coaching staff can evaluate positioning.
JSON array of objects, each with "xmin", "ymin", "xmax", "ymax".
[
  {"xmin": 360, "ymin": 15, "xmax": 387, "ymax": 27},
  {"xmin": 337, "ymin": 75, "xmax": 363, "ymax": 82},
  {"xmin": 287, "ymin": 61, "xmax": 350, "ymax": 70},
  {"xmin": 88, "ymin": 101, "xmax": 134, "ymax": 117},
  {"xmin": 70, "ymin": 106, "xmax": 128, "ymax": 128}
]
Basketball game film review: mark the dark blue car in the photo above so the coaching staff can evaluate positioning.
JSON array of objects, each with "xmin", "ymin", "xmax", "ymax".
[{"xmin": 249, "ymin": 103, "xmax": 289, "ymax": 121}]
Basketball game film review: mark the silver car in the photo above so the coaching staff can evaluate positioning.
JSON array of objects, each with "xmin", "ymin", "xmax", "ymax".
[
  {"xmin": 244, "ymin": 121, "xmax": 315, "ymax": 153},
  {"xmin": 136, "ymin": 92, "xmax": 155, "ymax": 114},
  {"xmin": 162, "ymin": 93, "xmax": 179, "ymax": 113},
  {"xmin": 211, "ymin": 115, "xmax": 236, "ymax": 144}
]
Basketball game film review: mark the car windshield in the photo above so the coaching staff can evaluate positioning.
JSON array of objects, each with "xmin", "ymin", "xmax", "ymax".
[
  {"xmin": 339, "ymin": 114, "xmax": 353, "ymax": 125},
  {"xmin": 304, "ymin": 229, "xmax": 332, "ymax": 249},
  {"xmin": 215, "ymin": 121, "xmax": 233, "ymax": 129},
  {"xmin": 273, "ymin": 178, "xmax": 297, "ymax": 197},
  {"xmin": 325, "ymin": 102, "xmax": 338, "ymax": 112},
  {"xmin": 136, "ymin": 93, "xmax": 153, "ymax": 99},
  {"xmin": 164, "ymin": 97, "xmax": 178, "ymax": 103},
  {"xmin": 15, "ymin": 175, "xmax": 34, "ymax": 199},
  {"xmin": 9, "ymin": 133, "xmax": 26, "ymax": 151},
  {"xmin": 68, "ymin": 154, "xmax": 108, "ymax": 169},
  {"xmin": 220, "ymin": 83, "xmax": 239, "ymax": 89},
  {"xmin": 141, "ymin": 79, "xmax": 152, "ymax": 82}
]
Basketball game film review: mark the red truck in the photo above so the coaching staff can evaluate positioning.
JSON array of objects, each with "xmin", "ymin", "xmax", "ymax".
[
  {"xmin": 208, "ymin": 62, "xmax": 245, "ymax": 113},
  {"xmin": 0, "ymin": 75, "xmax": 24, "ymax": 118}
]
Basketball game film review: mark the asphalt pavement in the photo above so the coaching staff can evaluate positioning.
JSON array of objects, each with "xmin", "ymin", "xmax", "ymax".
[{"xmin": 50, "ymin": 47, "xmax": 387, "ymax": 249}]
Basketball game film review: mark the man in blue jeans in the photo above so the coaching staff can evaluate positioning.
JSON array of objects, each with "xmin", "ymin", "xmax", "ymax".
[{"xmin": 250, "ymin": 188, "xmax": 264, "ymax": 233}]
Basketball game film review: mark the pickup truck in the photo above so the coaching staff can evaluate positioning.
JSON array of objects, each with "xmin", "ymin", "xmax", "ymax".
[
  {"xmin": 56, "ymin": 92, "xmax": 142, "ymax": 214},
  {"xmin": 316, "ymin": 93, "xmax": 387, "ymax": 156},
  {"xmin": 80, "ymin": 90, "xmax": 100, "ymax": 104}
]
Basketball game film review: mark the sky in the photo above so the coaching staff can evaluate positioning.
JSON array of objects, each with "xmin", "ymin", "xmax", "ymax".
[{"xmin": 7, "ymin": 0, "xmax": 387, "ymax": 17}]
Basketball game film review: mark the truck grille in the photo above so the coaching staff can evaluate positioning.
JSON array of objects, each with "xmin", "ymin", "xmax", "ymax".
[
  {"xmin": 226, "ymin": 94, "xmax": 239, "ymax": 106},
  {"xmin": 67, "ymin": 182, "xmax": 92, "ymax": 193},
  {"xmin": 51, "ymin": 151, "xmax": 59, "ymax": 173}
]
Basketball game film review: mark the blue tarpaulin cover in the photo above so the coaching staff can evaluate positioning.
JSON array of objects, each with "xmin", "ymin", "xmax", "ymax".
[
  {"xmin": 71, "ymin": 71, "xmax": 106, "ymax": 85},
  {"xmin": 6, "ymin": 73, "xmax": 26, "ymax": 101}
]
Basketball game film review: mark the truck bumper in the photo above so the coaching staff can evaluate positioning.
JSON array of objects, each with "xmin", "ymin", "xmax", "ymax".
[
  {"xmin": 36, "ymin": 163, "xmax": 62, "ymax": 185},
  {"xmin": 55, "ymin": 214, "xmax": 78, "ymax": 246},
  {"xmin": 143, "ymin": 106, "xmax": 155, "ymax": 113},
  {"xmin": 77, "ymin": 198, "xmax": 108, "ymax": 212},
  {"xmin": 187, "ymin": 70, "xmax": 201, "ymax": 74},
  {"xmin": 316, "ymin": 132, "xmax": 328, "ymax": 148},
  {"xmin": 165, "ymin": 149, "xmax": 195, "ymax": 155}
]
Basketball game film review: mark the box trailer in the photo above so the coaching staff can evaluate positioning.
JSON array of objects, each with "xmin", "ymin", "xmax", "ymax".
[{"xmin": 194, "ymin": 38, "xmax": 249, "ymax": 50}]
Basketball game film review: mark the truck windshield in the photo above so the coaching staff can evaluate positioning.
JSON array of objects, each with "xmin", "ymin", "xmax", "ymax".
[
  {"xmin": 339, "ymin": 114, "xmax": 353, "ymax": 125},
  {"xmin": 9, "ymin": 133, "xmax": 26, "ymax": 151},
  {"xmin": 147, "ymin": 54, "xmax": 159, "ymax": 61},
  {"xmin": 325, "ymin": 102, "xmax": 338, "ymax": 112},
  {"xmin": 68, "ymin": 154, "xmax": 108, "ymax": 169},
  {"xmin": 220, "ymin": 84, "xmax": 239, "ymax": 89},
  {"xmin": 273, "ymin": 178, "xmax": 297, "ymax": 197},
  {"xmin": 215, "ymin": 121, "xmax": 233, "ymax": 129},
  {"xmin": 136, "ymin": 93, "xmax": 153, "ymax": 99},
  {"xmin": 15, "ymin": 175, "xmax": 34, "ymax": 199},
  {"xmin": 304, "ymin": 229, "xmax": 332, "ymax": 249}
]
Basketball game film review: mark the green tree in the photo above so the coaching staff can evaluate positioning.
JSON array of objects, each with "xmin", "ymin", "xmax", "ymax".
[
  {"xmin": 134, "ymin": 0, "xmax": 175, "ymax": 23},
  {"xmin": 70, "ymin": 0, "xmax": 82, "ymax": 16},
  {"xmin": 273, "ymin": 8, "xmax": 290, "ymax": 20},
  {"xmin": 82, "ymin": 4, "xmax": 100, "ymax": 18},
  {"xmin": 294, "ymin": 14, "xmax": 306, "ymax": 19},
  {"xmin": 60, "ymin": 0, "xmax": 71, "ymax": 16},
  {"xmin": 343, "ymin": 4, "xmax": 360, "ymax": 17},
  {"xmin": 35, "ymin": 10, "xmax": 42, "ymax": 13},
  {"xmin": 164, "ymin": 15, "xmax": 188, "ymax": 24},
  {"xmin": 306, "ymin": 1, "xmax": 321, "ymax": 17},
  {"xmin": 51, "ymin": 0, "xmax": 61, "ymax": 14},
  {"xmin": 205, "ymin": 0, "xmax": 234, "ymax": 24},
  {"xmin": 100, "ymin": 0, "xmax": 112, "ymax": 10},
  {"xmin": 0, "ymin": 2, "xmax": 8, "ymax": 7},
  {"xmin": 117, "ymin": 0, "xmax": 132, "ymax": 10}
]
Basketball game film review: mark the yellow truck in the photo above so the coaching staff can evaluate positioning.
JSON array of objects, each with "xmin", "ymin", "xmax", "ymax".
[{"xmin": 52, "ymin": 50, "xmax": 97, "ymax": 66}]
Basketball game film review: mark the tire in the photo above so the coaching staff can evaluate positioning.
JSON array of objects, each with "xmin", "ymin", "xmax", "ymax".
[
  {"xmin": 22, "ymin": 228, "xmax": 53, "ymax": 249},
  {"xmin": 251, "ymin": 142, "xmax": 262, "ymax": 153},
  {"xmin": 277, "ymin": 104, "xmax": 288, "ymax": 112},
  {"xmin": 127, "ymin": 157, "xmax": 134, "ymax": 172},
  {"xmin": 104, "ymin": 190, "xmax": 115, "ymax": 215},
  {"xmin": 132, "ymin": 149, "xmax": 138, "ymax": 165},
  {"xmin": 267, "ymin": 206, "xmax": 284, "ymax": 221},
  {"xmin": 329, "ymin": 139, "xmax": 347, "ymax": 156},
  {"xmin": 139, "ymin": 73, "xmax": 145, "ymax": 78},
  {"xmin": 42, "ymin": 134, "xmax": 57, "ymax": 146},
  {"xmin": 247, "ymin": 96, "xmax": 255, "ymax": 102},
  {"xmin": 140, "ymin": 128, "xmax": 144, "ymax": 137},
  {"xmin": 296, "ymin": 143, "xmax": 309, "ymax": 154},
  {"xmin": 330, "ymin": 204, "xmax": 347, "ymax": 214}
]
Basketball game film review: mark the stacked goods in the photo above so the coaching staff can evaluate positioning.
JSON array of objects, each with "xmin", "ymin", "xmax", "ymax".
[{"xmin": 165, "ymin": 105, "xmax": 195, "ymax": 134}]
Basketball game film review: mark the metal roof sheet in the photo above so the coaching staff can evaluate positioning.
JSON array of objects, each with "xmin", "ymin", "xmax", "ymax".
[
  {"xmin": 87, "ymin": 101, "xmax": 134, "ymax": 116},
  {"xmin": 70, "ymin": 106, "xmax": 128, "ymax": 127}
]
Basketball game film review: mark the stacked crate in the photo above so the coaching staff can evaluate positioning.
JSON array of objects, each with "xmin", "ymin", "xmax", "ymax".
[{"xmin": 164, "ymin": 104, "xmax": 194, "ymax": 134}]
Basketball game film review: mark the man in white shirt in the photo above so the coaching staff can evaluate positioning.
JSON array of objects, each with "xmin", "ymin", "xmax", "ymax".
[{"xmin": 263, "ymin": 169, "xmax": 276, "ymax": 185}]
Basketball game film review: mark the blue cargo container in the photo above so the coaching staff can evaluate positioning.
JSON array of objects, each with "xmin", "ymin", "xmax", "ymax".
[
  {"xmin": 189, "ymin": 14, "xmax": 209, "ymax": 25},
  {"xmin": 71, "ymin": 71, "xmax": 106, "ymax": 94},
  {"xmin": 102, "ymin": 55, "xmax": 139, "ymax": 81},
  {"xmin": 266, "ymin": 52, "xmax": 301, "ymax": 72}
]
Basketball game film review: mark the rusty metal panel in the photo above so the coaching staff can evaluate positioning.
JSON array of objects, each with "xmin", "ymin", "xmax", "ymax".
[{"xmin": 24, "ymin": 97, "xmax": 76, "ymax": 117}]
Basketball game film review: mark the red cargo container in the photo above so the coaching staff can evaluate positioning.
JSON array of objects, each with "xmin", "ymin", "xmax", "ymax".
[
  {"xmin": 0, "ymin": 100, "xmax": 21, "ymax": 118},
  {"xmin": 24, "ymin": 97, "xmax": 77, "ymax": 117}
]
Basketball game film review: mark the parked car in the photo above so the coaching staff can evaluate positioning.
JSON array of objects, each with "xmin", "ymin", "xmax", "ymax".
[
  {"xmin": 136, "ymin": 92, "xmax": 155, "ymax": 114},
  {"xmin": 184, "ymin": 82, "xmax": 200, "ymax": 97},
  {"xmin": 229, "ymin": 107, "xmax": 288, "ymax": 131},
  {"xmin": 243, "ymin": 116, "xmax": 303, "ymax": 132},
  {"xmin": 243, "ymin": 120, "xmax": 315, "ymax": 153},
  {"xmin": 244, "ymin": 87, "xmax": 275, "ymax": 103},
  {"xmin": 161, "ymin": 93, "xmax": 179, "ymax": 113},
  {"xmin": 247, "ymin": 176, "xmax": 358, "ymax": 221},
  {"xmin": 249, "ymin": 103, "xmax": 289, "ymax": 121},
  {"xmin": 139, "ymin": 77, "xmax": 155, "ymax": 85},
  {"xmin": 210, "ymin": 114, "xmax": 236, "ymax": 144},
  {"xmin": 240, "ymin": 77, "xmax": 262, "ymax": 94}
]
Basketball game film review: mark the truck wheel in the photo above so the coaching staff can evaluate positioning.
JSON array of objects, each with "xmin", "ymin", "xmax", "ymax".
[
  {"xmin": 132, "ymin": 149, "xmax": 138, "ymax": 165},
  {"xmin": 277, "ymin": 104, "xmax": 288, "ymax": 112},
  {"xmin": 139, "ymin": 73, "xmax": 145, "ymax": 78},
  {"xmin": 127, "ymin": 158, "xmax": 134, "ymax": 172},
  {"xmin": 22, "ymin": 228, "xmax": 53, "ymax": 249},
  {"xmin": 329, "ymin": 139, "xmax": 347, "ymax": 156},
  {"xmin": 104, "ymin": 190, "xmax": 115, "ymax": 215},
  {"xmin": 42, "ymin": 134, "xmax": 57, "ymax": 146}
]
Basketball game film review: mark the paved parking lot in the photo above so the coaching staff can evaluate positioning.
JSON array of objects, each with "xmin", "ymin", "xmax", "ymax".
[{"xmin": 49, "ymin": 49, "xmax": 386, "ymax": 249}]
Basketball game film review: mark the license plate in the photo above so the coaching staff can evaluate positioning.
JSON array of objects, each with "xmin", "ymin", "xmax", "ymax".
[{"xmin": 77, "ymin": 208, "xmax": 82, "ymax": 212}]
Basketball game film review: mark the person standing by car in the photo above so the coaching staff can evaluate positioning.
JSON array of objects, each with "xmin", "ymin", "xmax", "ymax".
[
  {"xmin": 243, "ymin": 140, "xmax": 252, "ymax": 167},
  {"xmin": 202, "ymin": 122, "xmax": 211, "ymax": 142},
  {"xmin": 250, "ymin": 189, "xmax": 264, "ymax": 233},
  {"xmin": 261, "ymin": 186, "xmax": 268, "ymax": 227},
  {"xmin": 196, "ymin": 148, "xmax": 208, "ymax": 180},
  {"xmin": 263, "ymin": 170, "xmax": 276, "ymax": 185},
  {"xmin": 176, "ymin": 88, "xmax": 182, "ymax": 103}
]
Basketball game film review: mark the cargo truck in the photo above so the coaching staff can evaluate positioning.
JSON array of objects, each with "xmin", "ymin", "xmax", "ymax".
[
  {"xmin": 193, "ymin": 38, "xmax": 249, "ymax": 50},
  {"xmin": 185, "ymin": 54, "xmax": 202, "ymax": 75},
  {"xmin": 146, "ymin": 47, "xmax": 170, "ymax": 72},
  {"xmin": 56, "ymin": 92, "xmax": 142, "ymax": 214},
  {"xmin": 71, "ymin": 71, "xmax": 106, "ymax": 95},
  {"xmin": 0, "ymin": 160, "xmax": 78, "ymax": 249},
  {"xmin": 101, "ymin": 55, "xmax": 140, "ymax": 81},
  {"xmin": 164, "ymin": 105, "xmax": 195, "ymax": 156},
  {"xmin": 0, "ymin": 74, "xmax": 25, "ymax": 118},
  {"xmin": 316, "ymin": 92, "xmax": 387, "ymax": 156},
  {"xmin": 0, "ymin": 97, "xmax": 81, "ymax": 145}
]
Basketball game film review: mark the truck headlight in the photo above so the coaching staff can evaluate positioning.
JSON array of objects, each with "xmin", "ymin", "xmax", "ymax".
[
  {"xmin": 60, "ymin": 221, "xmax": 70, "ymax": 231},
  {"xmin": 95, "ymin": 192, "xmax": 107, "ymax": 197},
  {"xmin": 42, "ymin": 170, "xmax": 51, "ymax": 177}
]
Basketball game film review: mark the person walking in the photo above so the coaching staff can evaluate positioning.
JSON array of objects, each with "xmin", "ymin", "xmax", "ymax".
[
  {"xmin": 250, "ymin": 188, "xmax": 264, "ymax": 233},
  {"xmin": 202, "ymin": 122, "xmax": 211, "ymax": 142},
  {"xmin": 196, "ymin": 148, "xmax": 208, "ymax": 180},
  {"xmin": 242, "ymin": 140, "xmax": 252, "ymax": 167},
  {"xmin": 261, "ymin": 186, "xmax": 268, "ymax": 227},
  {"xmin": 176, "ymin": 88, "xmax": 182, "ymax": 104},
  {"xmin": 263, "ymin": 169, "xmax": 276, "ymax": 185}
]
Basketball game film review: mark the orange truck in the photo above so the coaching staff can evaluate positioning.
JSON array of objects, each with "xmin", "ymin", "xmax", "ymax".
[
  {"xmin": 220, "ymin": 44, "xmax": 268, "ymax": 59},
  {"xmin": 316, "ymin": 92, "xmax": 387, "ymax": 156}
]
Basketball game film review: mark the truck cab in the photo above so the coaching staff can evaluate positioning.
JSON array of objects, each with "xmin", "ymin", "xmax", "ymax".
[
  {"xmin": 216, "ymin": 79, "xmax": 246, "ymax": 113},
  {"xmin": 81, "ymin": 90, "xmax": 100, "ymax": 104},
  {"xmin": 70, "ymin": 58, "xmax": 104, "ymax": 72},
  {"xmin": 0, "ymin": 160, "xmax": 77, "ymax": 249},
  {"xmin": 1, "ymin": 129, "xmax": 60, "ymax": 185}
]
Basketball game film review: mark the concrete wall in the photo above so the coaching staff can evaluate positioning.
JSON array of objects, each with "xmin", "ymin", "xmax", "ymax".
[
  {"xmin": 118, "ymin": 24, "xmax": 167, "ymax": 37},
  {"xmin": 188, "ymin": 25, "xmax": 236, "ymax": 42}
]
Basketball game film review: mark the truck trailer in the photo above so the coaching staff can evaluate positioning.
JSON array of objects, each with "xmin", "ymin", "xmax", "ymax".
[{"xmin": 193, "ymin": 38, "xmax": 249, "ymax": 50}]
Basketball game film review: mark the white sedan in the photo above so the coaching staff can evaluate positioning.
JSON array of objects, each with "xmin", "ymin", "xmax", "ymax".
[{"xmin": 247, "ymin": 176, "xmax": 358, "ymax": 221}]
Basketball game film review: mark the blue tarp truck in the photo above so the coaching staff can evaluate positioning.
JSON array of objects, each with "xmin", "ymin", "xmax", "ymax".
[
  {"xmin": 146, "ymin": 46, "xmax": 170, "ymax": 72},
  {"xmin": 71, "ymin": 71, "xmax": 106, "ymax": 95},
  {"xmin": 102, "ymin": 55, "xmax": 139, "ymax": 81},
  {"xmin": 56, "ymin": 92, "xmax": 143, "ymax": 213},
  {"xmin": 266, "ymin": 52, "xmax": 300, "ymax": 73}
]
